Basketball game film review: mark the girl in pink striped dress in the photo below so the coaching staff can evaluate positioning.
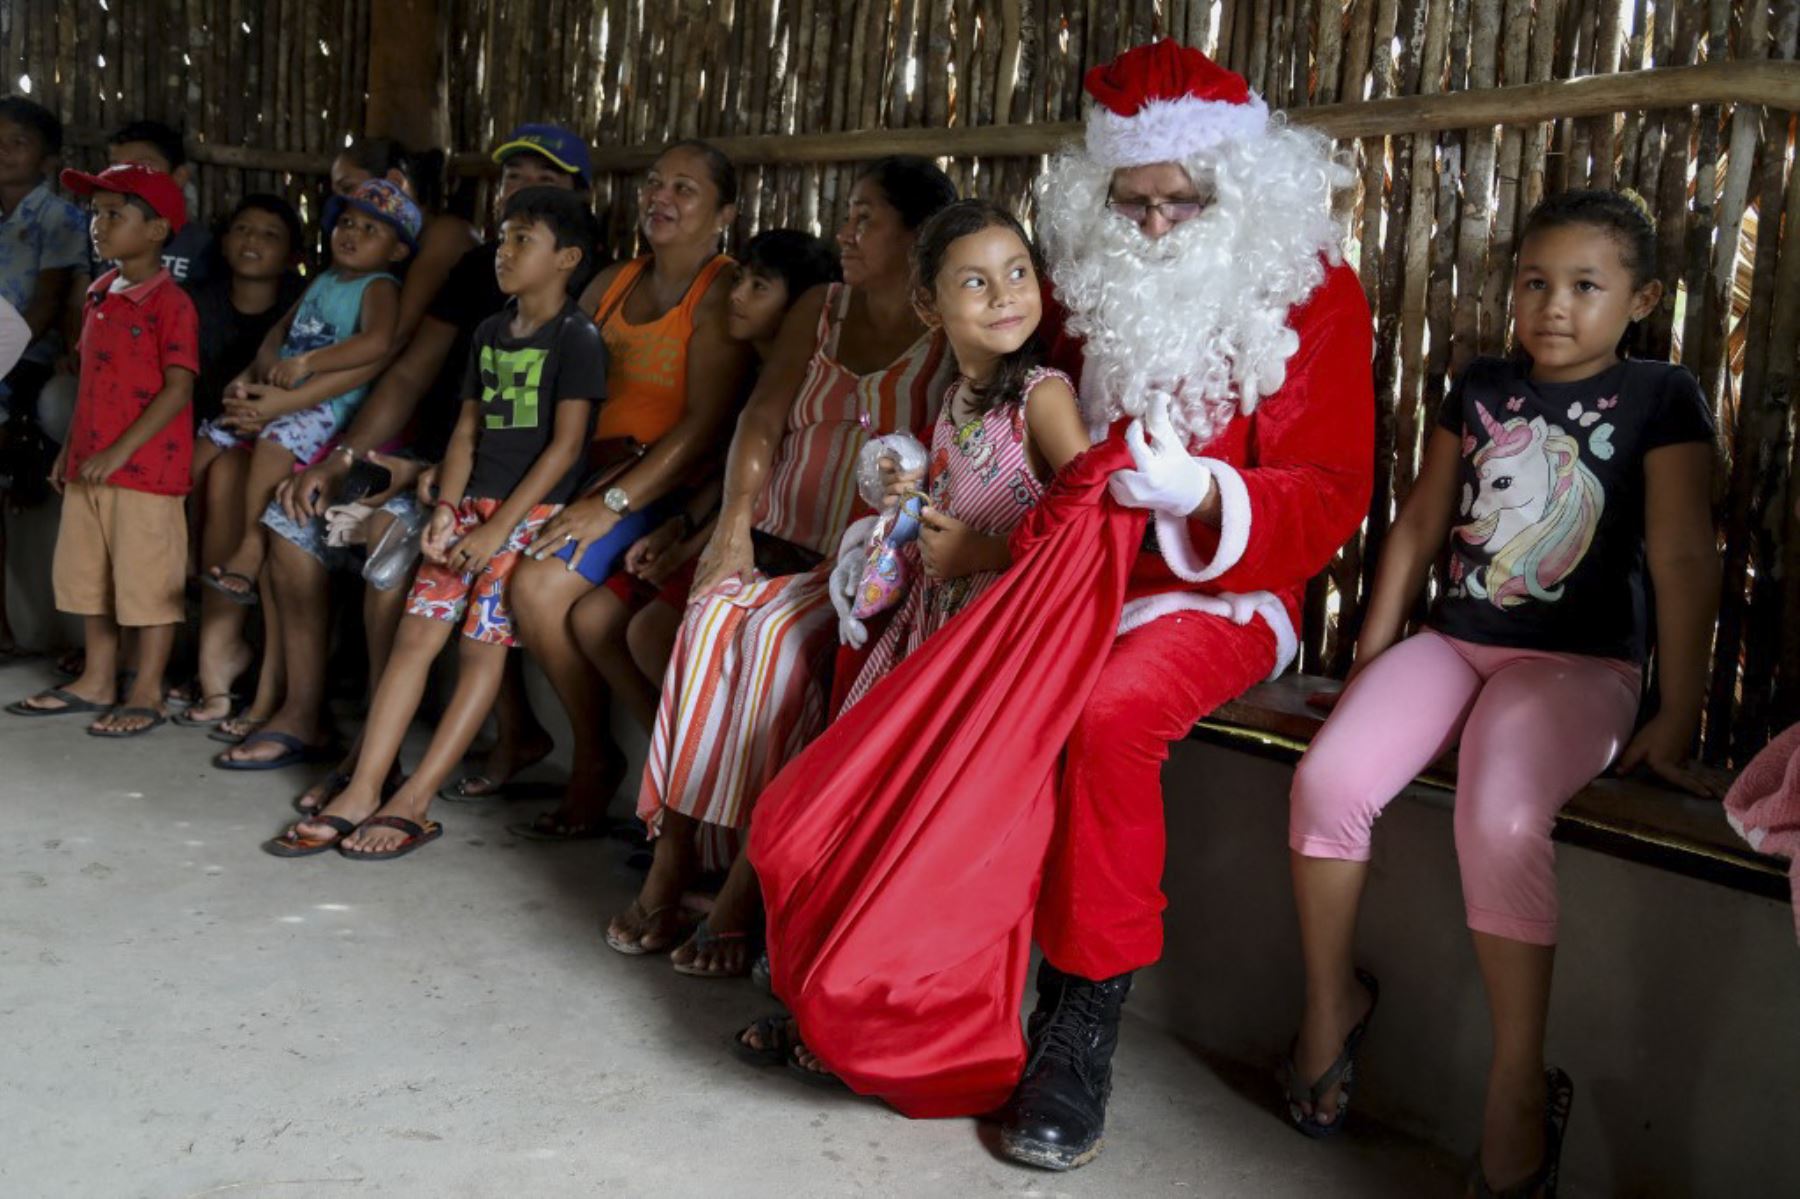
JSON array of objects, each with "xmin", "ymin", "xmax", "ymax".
[
  {"xmin": 838, "ymin": 201, "xmax": 1094, "ymax": 716},
  {"xmin": 840, "ymin": 364, "xmax": 1081, "ymax": 707}
]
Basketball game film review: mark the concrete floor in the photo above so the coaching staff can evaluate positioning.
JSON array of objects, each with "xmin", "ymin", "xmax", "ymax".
[{"xmin": 0, "ymin": 658, "xmax": 1461, "ymax": 1199}]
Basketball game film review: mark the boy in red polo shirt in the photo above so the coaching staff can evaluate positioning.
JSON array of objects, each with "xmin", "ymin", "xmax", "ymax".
[{"xmin": 5, "ymin": 164, "xmax": 198, "ymax": 736}]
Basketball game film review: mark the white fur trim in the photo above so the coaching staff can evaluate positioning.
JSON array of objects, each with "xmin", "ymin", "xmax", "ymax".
[
  {"xmin": 1153, "ymin": 457, "xmax": 1251, "ymax": 583},
  {"xmin": 1086, "ymin": 94, "xmax": 1271, "ymax": 169},
  {"xmin": 1117, "ymin": 588, "xmax": 1298, "ymax": 680}
]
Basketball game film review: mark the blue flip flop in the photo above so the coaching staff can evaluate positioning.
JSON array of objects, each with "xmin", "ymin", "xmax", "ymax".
[{"xmin": 213, "ymin": 730, "xmax": 333, "ymax": 771}]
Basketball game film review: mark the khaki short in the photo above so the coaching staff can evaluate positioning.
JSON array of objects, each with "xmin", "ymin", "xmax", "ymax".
[{"xmin": 52, "ymin": 481, "xmax": 186, "ymax": 627}]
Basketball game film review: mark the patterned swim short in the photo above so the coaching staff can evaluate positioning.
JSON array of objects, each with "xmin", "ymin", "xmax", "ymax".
[
  {"xmin": 405, "ymin": 497, "xmax": 559, "ymax": 646},
  {"xmin": 201, "ymin": 400, "xmax": 345, "ymax": 464}
]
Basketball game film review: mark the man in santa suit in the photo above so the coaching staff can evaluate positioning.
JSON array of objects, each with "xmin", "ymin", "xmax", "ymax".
[{"xmin": 996, "ymin": 40, "xmax": 1375, "ymax": 1169}]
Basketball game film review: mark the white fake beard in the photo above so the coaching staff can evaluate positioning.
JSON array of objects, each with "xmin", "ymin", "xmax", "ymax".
[{"xmin": 1034, "ymin": 123, "xmax": 1351, "ymax": 447}]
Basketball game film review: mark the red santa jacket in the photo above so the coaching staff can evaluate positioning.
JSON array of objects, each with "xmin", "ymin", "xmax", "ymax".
[{"xmin": 1047, "ymin": 261, "xmax": 1375, "ymax": 674}]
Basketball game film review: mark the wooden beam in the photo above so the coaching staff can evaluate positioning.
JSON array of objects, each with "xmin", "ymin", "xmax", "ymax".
[
  {"xmin": 512, "ymin": 57, "xmax": 1799, "ymax": 175},
  {"xmin": 75, "ymin": 56, "xmax": 1800, "ymax": 181},
  {"xmin": 365, "ymin": 0, "xmax": 446, "ymax": 151}
]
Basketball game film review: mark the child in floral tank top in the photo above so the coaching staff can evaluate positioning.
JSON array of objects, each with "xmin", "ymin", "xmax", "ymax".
[{"xmin": 836, "ymin": 202, "xmax": 1092, "ymax": 710}]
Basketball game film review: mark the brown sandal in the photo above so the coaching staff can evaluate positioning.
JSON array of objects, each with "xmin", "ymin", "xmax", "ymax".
[{"xmin": 602, "ymin": 901, "xmax": 687, "ymax": 956}]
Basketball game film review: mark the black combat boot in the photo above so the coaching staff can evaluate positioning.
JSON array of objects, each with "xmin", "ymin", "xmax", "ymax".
[{"xmin": 999, "ymin": 959, "xmax": 1134, "ymax": 1171}]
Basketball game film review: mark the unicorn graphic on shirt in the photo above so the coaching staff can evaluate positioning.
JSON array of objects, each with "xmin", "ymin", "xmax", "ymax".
[{"xmin": 1453, "ymin": 401, "xmax": 1604, "ymax": 609}]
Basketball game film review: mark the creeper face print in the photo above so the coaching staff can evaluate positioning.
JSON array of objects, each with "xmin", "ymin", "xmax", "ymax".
[{"xmin": 480, "ymin": 343, "xmax": 548, "ymax": 430}]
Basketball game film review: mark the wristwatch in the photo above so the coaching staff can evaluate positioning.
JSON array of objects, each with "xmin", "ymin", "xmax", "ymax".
[{"xmin": 602, "ymin": 486, "xmax": 632, "ymax": 515}]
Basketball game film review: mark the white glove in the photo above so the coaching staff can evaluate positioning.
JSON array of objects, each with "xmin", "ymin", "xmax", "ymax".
[
  {"xmin": 323, "ymin": 502, "xmax": 376, "ymax": 548},
  {"xmin": 830, "ymin": 516, "xmax": 877, "ymax": 649},
  {"xmin": 1108, "ymin": 391, "xmax": 1214, "ymax": 517}
]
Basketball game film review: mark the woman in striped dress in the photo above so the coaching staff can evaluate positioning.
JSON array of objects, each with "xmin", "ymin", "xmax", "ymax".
[{"xmin": 605, "ymin": 158, "xmax": 959, "ymax": 976}]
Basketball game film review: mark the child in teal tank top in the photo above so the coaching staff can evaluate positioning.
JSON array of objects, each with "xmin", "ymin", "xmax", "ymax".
[{"xmin": 199, "ymin": 178, "xmax": 420, "ymax": 605}]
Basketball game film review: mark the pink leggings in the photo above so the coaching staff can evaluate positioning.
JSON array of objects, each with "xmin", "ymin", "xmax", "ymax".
[{"xmin": 1289, "ymin": 630, "xmax": 1641, "ymax": 946}]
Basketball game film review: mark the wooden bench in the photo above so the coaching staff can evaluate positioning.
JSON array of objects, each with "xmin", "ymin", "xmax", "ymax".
[{"xmin": 1190, "ymin": 675, "xmax": 1791, "ymax": 901}]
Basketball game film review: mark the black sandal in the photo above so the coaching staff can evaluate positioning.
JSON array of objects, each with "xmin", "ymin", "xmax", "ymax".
[
  {"xmin": 1283, "ymin": 967, "xmax": 1380, "ymax": 1138},
  {"xmin": 733, "ymin": 1013, "xmax": 798, "ymax": 1068},
  {"xmin": 1469, "ymin": 1067, "xmax": 1574, "ymax": 1199}
]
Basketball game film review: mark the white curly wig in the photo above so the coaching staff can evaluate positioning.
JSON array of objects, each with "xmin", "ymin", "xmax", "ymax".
[{"xmin": 1034, "ymin": 117, "xmax": 1353, "ymax": 446}]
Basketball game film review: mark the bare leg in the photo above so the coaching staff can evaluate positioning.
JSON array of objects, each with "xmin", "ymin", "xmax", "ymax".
[
  {"xmin": 338, "ymin": 633, "xmax": 512, "ymax": 854},
  {"xmin": 217, "ymin": 535, "xmax": 328, "ymax": 764},
  {"xmin": 625, "ymin": 600, "xmax": 682, "ymax": 711},
  {"xmin": 1470, "ymin": 932, "xmax": 1554, "ymax": 1191},
  {"xmin": 1289, "ymin": 852, "xmax": 1377, "ymax": 1124},
  {"xmin": 294, "ymin": 558, "xmax": 410, "ymax": 814},
  {"xmin": 189, "ymin": 448, "xmax": 256, "ymax": 722},
  {"xmin": 208, "ymin": 438, "xmax": 297, "ymax": 596},
  {"xmin": 669, "ymin": 848, "xmax": 764, "ymax": 976},
  {"xmin": 13, "ymin": 615, "xmax": 124, "ymax": 713},
  {"xmin": 92, "ymin": 623, "xmax": 177, "ymax": 734},
  {"xmin": 605, "ymin": 808, "xmax": 701, "ymax": 953},
  {"xmin": 300, "ymin": 612, "xmax": 455, "ymax": 839},
  {"xmin": 479, "ymin": 652, "xmax": 553, "ymax": 782},
  {"xmin": 512, "ymin": 556, "xmax": 622, "ymax": 823}
]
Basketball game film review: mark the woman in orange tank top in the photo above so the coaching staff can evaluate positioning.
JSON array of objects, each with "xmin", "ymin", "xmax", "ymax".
[{"xmin": 507, "ymin": 140, "xmax": 753, "ymax": 836}]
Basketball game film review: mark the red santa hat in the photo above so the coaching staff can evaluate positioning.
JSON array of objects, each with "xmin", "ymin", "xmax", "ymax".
[{"xmin": 1083, "ymin": 39, "xmax": 1270, "ymax": 169}]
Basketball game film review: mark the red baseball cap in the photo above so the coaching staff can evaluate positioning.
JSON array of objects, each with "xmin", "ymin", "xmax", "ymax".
[{"xmin": 59, "ymin": 163, "xmax": 187, "ymax": 232}]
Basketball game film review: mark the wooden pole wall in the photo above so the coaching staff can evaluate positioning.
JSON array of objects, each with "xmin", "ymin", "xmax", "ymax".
[{"xmin": 3, "ymin": 0, "xmax": 1796, "ymax": 764}]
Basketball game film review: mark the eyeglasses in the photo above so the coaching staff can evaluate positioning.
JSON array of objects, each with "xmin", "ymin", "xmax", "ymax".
[{"xmin": 1104, "ymin": 198, "xmax": 1206, "ymax": 225}]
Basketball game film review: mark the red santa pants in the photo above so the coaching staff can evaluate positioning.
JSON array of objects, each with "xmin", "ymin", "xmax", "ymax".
[{"xmin": 1036, "ymin": 609, "xmax": 1279, "ymax": 981}]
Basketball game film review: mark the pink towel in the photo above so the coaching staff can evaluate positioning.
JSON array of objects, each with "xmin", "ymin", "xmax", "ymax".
[{"xmin": 1724, "ymin": 722, "xmax": 1800, "ymax": 944}]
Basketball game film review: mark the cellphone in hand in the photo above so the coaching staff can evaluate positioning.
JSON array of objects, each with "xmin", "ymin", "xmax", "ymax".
[{"xmin": 337, "ymin": 459, "xmax": 394, "ymax": 504}]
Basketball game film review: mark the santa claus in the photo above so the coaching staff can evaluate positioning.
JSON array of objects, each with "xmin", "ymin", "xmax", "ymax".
[
  {"xmin": 745, "ymin": 39, "xmax": 1374, "ymax": 1171},
  {"xmin": 999, "ymin": 38, "xmax": 1375, "ymax": 1169}
]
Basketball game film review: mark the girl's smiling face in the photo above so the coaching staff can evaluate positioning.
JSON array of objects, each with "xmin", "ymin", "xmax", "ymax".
[
  {"xmin": 918, "ymin": 223, "xmax": 1041, "ymax": 371},
  {"xmin": 1512, "ymin": 223, "xmax": 1661, "ymax": 383}
]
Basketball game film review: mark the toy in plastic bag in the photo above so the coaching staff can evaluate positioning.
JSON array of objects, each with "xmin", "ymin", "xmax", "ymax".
[
  {"xmin": 854, "ymin": 431, "xmax": 929, "ymax": 508},
  {"xmin": 363, "ymin": 503, "xmax": 427, "ymax": 591},
  {"xmin": 842, "ymin": 431, "xmax": 928, "ymax": 620},
  {"xmin": 852, "ymin": 491, "xmax": 927, "ymax": 619}
]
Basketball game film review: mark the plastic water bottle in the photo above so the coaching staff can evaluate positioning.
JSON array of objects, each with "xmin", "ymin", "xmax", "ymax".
[{"xmin": 363, "ymin": 504, "xmax": 427, "ymax": 591}]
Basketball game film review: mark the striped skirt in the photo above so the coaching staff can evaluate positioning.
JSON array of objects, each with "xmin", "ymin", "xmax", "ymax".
[{"xmin": 637, "ymin": 561, "xmax": 838, "ymax": 867}]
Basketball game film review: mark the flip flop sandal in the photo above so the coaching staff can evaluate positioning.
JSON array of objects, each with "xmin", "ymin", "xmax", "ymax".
[
  {"xmin": 87, "ymin": 707, "xmax": 167, "ymax": 738},
  {"xmin": 6, "ymin": 687, "xmax": 112, "ymax": 717},
  {"xmin": 1469, "ymin": 1067, "xmax": 1574, "ymax": 1199},
  {"xmin": 671, "ymin": 918, "xmax": 759, "ymax": 978},
  {"xmin": 207, "ymin": 716, "xmax": 269, "ymax": 744},
  {"xmin": 262, "ymin": 815, "xmax": 359, "ymax": 858},
  {"xmin": 438, "ymin": 773, "xmax": 505, "ymax": 802},
  {"xmin": 785, "ymin": 1048, "xmax": 848, "ymax": 1091},
  {"xmin": 172, "ymin": 694, "xmax": 239, "ymax": 728},
  {"xmin": 1283, "ymin": 968, "xmax": 1380, "ymax": 1139},
  {"xmin": 213, "ymin": 730, "xmax": 334, "ymax": 771},
  {"xmin": 337, "ymin": 815, "xmax": 442, "ymax": 861},
  {"xmin": 505, "ymin": 811, "xmax": 609, "ymax": 842},
  {"xmin": 602, "ymin": 901, "xmax": 686, "ymax": 956},
  {"xmin": 165, "ymin": 680, "xmax": 201, "ymax": 708},
  {"xmin": 203, "ymin": 569, "xmax": 261, "ymax": 607},
  {"xmin": 733, "ymin": 1013, "xmax": 799, "ymax": 1068}
]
